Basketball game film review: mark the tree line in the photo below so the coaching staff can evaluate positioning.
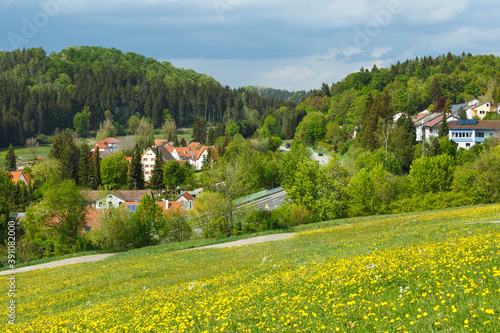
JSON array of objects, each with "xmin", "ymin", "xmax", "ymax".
[{"xmin": 0, "ymin": 46, "xmax": 292, "ymax": 147}]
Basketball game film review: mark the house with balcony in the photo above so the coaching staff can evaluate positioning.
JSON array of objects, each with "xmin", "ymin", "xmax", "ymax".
[{"xmin": 448, "ymin": 119, "xmax": 500, "ymax": 149}]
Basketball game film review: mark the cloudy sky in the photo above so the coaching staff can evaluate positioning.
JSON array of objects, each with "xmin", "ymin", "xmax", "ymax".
[{"xmin": 2, "ymin": 0, "xmax": 500, "ymax": 90}]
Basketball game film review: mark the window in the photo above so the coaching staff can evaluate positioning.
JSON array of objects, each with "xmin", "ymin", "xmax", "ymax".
[
  {"xmin": 127, "ymin": 204, "xmax": 139, "ymax": 212},
  {"xmin": 143, "ymin": 158, "xmax": 147, "ymax": 162},
  {"xmin": 466, "ymin": 143, "xmax": 471, "ymax": 148},
  {"xmin": 476, "ymin": 132, "xmax": 484, "ymax": 138},
  {"xmin": 480, "ymin": 110, "xmax": 485, "ymax": 115}
]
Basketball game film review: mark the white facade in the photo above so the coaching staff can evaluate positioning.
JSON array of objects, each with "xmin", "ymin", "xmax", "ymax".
[
  {"xmin": 93, "ymin": 194, "xmax": 125, "ymax": 209},
  {"xmin": 142, "ymin": 148, "xmax": 156, "ymax": 181}
]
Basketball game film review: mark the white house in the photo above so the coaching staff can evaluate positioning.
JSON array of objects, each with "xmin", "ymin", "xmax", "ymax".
[
  {"xmin": 88, "ymin": 190, "xmax": 154, "ymax": 209},
  {"xmin": 465, "ymin": 101, "xmax": 498, "ymax": 119},
  {"xmin": 91, "ymin": 137, "xmax": 124, "ymax": 153},
  {"xmin": 142, "ymin": 146, "xmax": 175, "ymax": 181},
  {"xmin": 414, "ymin": 113, "xmax": 458, "ymax": 142},
  {"xmin": 448, "ymin": 119, "xmax": 500, "ymax": 149}
]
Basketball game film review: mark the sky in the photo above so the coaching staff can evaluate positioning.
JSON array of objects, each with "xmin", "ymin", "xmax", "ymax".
[{"xmin": 2, "ymin": 0, "xmax": 500, "ymax": 91}]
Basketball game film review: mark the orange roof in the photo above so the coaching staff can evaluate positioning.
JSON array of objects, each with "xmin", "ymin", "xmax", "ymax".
[
  {"xmin": 8, "ymin": 170, "xmax": 30, "ymax": 184},
  {"xmin": 154, "ymin": 139, "xmax": 173, "ymax": 147},
  {"xmin": 92, "ymin": 142, "xmax": 110, "ymax": 150},
  {"xmin": 165, "ymin": 146, "xmax": 175, "ymax": 153},
  {"xmin": 97, "ymin": 137, "xmax": 123, "ymax": 145},
  {"xmin": 195, "ymin": 147, "xmax": 208, "ymax": 160},
  {"xmin": 181, "ymin": 191, "xmax": 194, "ymax": 201},
  {"xmin": 168, "ymin": 201, "xmax": 184, "ymax": 212},
  {"xmin": 125, "ymin": 157, "xmax": 132, "ymax": 163},
  {"xmin": 188, "ymin": 142, "xmax": 200, "ymax": 149}
]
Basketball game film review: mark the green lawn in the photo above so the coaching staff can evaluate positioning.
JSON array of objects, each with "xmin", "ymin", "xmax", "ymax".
[{"xmin": 2, "ymin": 204, "xmax": 500, "ymax": 332}]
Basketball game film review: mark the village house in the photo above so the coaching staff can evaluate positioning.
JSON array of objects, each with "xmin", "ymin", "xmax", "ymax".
[
  {"xmin": 8, "ymin": 170, "xmax": 31, "ymax": 184},
  {"xmin": 448, "ymin": 119, "xmax": 500, "ymax": 149},
  {"xmin": 87, "ymin": 190, "xmax": 155, "ymax": 209},
  {"xmin": 466, "ymin": 101, "xmax": 499, "ymax": 119},
  {"xmin": 141, "ymin": 146, "xmax": 176, "ymax": 181},
  {"xmin": 91, "ymin": 137, "xmax": 124, "ymax": 153}
]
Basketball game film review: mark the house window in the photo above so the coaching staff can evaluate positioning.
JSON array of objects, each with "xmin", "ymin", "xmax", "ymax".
[
  {"xmin": 490, "ymin": 133, "xmax": 494, "ymax": 137},
  {"xmin": 466, "ymin": 143, "xmax": 471, "ymax": 148},
  {"xmin": 476, "ymin": 132, "xmax": 484, "ymax": 138},
  {"xmin": 480, "ymin": 110, "xmax": 485, "ymax": 115},
  {"xmin": 127, "ymin": 205, "xmax": 139, "ymax": 212},
  {"xmin": 143, "ymin": 158, "xmax": 147, "ymax": 162}
]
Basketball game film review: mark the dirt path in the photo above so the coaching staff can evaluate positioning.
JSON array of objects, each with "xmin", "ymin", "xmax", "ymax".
[{"xmin": 0, "ymin": 233, "xmax": 295, "ymax": 276}]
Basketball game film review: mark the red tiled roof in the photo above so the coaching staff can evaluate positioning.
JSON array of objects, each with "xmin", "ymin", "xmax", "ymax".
[
  {"xmin": 154, "ymin": 139, "xmax": 173, "ymax": 147},
  {"xmin": 181, "ymin": 192, "xmax": 194, "ymax": 201},
  {"xmin": 425, "ymin": 115, "xmax": 456, "ymax": 128},
  {"xmin": 8, "ymin": 170, "xmax": 30, "ymax": 184},
  {"xmin": 188, "ymin": 142, "xmax": 200, "ymax": 149},
  {"xmin": 98, "ymin": 137, "xmax": 123, "ymax": 145},
  {"xmin": 168, "ymin": 202, "xmax": 184, "ymax": 212},
  {"xmin": 9, "ymin": 171, "xmax": 22, "ymax": 183}
]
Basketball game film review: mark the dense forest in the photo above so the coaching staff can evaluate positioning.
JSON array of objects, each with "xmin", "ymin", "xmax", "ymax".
[
  {"xmin": 244, "ymin": 86, "xmax": 313, "ymax": 103},
  {"xmin": 312, "ymin": 52, "xmax": 500, "ymax": 130},
  {"xmin": 0, "ymin": 46, "xmax": 291, "ymax": 147}
]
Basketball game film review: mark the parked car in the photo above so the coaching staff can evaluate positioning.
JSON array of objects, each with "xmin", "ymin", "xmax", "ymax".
[
  {"xmin": 285, "ymin": 143, "xmax": 291, "ymax": 148},
  {"xmin": 318, "ymin": 152, "xmax": 323, "ymax": 156}
]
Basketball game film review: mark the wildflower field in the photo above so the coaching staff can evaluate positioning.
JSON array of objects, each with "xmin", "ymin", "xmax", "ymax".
[{"xmin": 2, "ymin": 205, "xmax": 500, "ymax": 332}]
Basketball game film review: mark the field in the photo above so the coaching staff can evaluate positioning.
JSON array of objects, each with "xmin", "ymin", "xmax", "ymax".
[{"xmin": 2, "ymin": 205, "xmax": 500, "ymax": 332}]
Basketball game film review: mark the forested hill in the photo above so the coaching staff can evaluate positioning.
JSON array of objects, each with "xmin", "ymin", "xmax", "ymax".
[
  {"xmin": 0, "ymin": 46, "xmax": 286, "ymax": 147},
  {"xmin": 297, "ymin": 53, "xmax": 500, "ymax": 131},
  {"xmin": 244, "ymin": 86, "xmax": 313, "ymax": 103}
]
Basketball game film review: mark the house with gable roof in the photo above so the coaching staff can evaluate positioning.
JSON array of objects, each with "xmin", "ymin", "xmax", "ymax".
[
  {"xmin": 8, "ymin": 170, "xmax": 30, "ymax": 184},
  {"xmin": 448, "ymin": 119, "xmax": 500, "ymax": 149},
  {"xmin": 466, "ymin": 101, "xmax": 499, "ymax": 119},
  {"xmin": 142, "ymin": 146, "xmax": 176, "ymax": 181}
]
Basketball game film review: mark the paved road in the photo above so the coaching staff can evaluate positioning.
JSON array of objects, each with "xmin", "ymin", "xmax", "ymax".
[
  {"xmin": 280, "ymin": 145, "xmax": 330, "ymax": 165},
  {"xmin": 184, "ymin": 233, "xmax": 294, "ymax": 251},
  {"xmin": 0, "ymin": 253, "xmax": 117, "ymax": 276},
  {"xmin": 239, "ymin": 190, "xmax": 287, "ymax": 211},
  {"xmin": 0, "ymin": 232, "xmax": 296, "ymax": 275}
]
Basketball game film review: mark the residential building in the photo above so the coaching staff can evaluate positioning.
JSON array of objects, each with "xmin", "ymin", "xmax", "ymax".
[
  {"xmin": 448, "ymin": 119, "xmax": 500, "ymax": 149},
  {"xmin": 414, "ymin": 113, "xmax": 458, "ymax": 142},
  {"xmin": 466, "ymin": 101, "xmax": 498, "ymax": 119},
  {"xmin": 87, "ymin": 190, "xmax": 154, "ymax": 209},
  {"xmin": 8, "ymin": 170, "xmax": 30, "ymax": 184},
  {"xmin": 91, "ymin": 137, "xmax": 124, "ymax": 153},
  {"xmin": 142, "ymin": 146, "xmax": 176, "ymax": 181}
]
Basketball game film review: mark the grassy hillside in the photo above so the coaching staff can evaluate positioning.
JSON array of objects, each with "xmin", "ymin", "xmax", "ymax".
[{"xmin": 2, "ymin": 205, "xmax": 500, "ymax": 332}]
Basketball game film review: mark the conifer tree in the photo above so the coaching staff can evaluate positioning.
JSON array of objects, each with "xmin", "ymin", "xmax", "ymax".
[
  {"xmin": 149, "ymin": 147, "xmax": 164, "ymax": 194},
  {"xmin": 179, "ymin": 137, "xmax": 187, "ymax": 147},
  {"xmin": 207, "ymin": 128, "xmax": 216, "ymax": 146},
  {"xmin": 128, "ymin": 145, "xmax": 145, "ymax": 190},
  {"xmin": 439, "ymin": 109, "xmax": 449, "ymax": 138},
  {"xmin": 90, "ymin": 151, "xmax": 101, "ymax": 190},
  {"xmin": 77, "ymin": 143, "xmax": 92, "ymax": 188},
  {"xmin": 6, "ymin": 143, "xmax": 16, "ymax": 171},
  {"xmin": 192, "ymin": 117, "xmax": 208, "ymax": 143}
]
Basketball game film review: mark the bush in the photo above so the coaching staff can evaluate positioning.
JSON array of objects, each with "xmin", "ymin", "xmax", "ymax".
[
  {"xmin": 273, "ymin": 203, "xmax": 313, "ymax": 228},
  {"xmin": 390, "ymin": 191, "xmax": 476, "ymax": 214}
]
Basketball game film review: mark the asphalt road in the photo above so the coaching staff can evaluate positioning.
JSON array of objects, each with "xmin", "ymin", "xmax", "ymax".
[
  {"xmin": 251, "ymin": 190, "xmax": 287, "ymax": 210},
  {"xmin": 280, "ymin": 145, "xmax": 330, "ymax": 165}
]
